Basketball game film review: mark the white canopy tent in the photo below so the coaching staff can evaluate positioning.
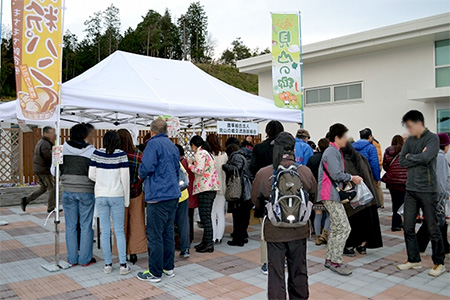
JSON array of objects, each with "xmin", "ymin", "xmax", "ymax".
[{"xmin": 0, "ymin": 50, "xmax": 302, "ymax": 128}]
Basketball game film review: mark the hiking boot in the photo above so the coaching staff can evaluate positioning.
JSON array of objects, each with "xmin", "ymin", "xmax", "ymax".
[
  {"xmin": 324, "ymin": 259, "xmax": 332, "ymax": 269},
  {"xmin": 163, "ymin": 269, "xmax": 175, "ymax": 278},
  {"xmin": 428, "ymin": 264, "xmax": 445, "ymax": 277},
  {"xmin": 196, "ymin": 243, "xmax": 214, "ymax": 253},
  {"xmin": 103, "ymin": 264, "xmax": 112, "ymax": 274},
  {"xmin": 343, "ymin": 247, "xmax": 356, "ymax": 257},
  {"xmin": 330, "ymin": 263, "xmax": 352, "ymax": 276},
  {"xmin": 397, "ymin": 261, "xmax": 422, "ymax": 270},
  {"xmin": 180, "ymin": 249, "xmax": 190, "ymax": 259},
  {"xmin": 261, "ymin": 263, "xmax": 268, "ymax": 275},
  {"xmin": 21, "ymin": 197, "xmax": 27, "ymax": 212},
  {"xmin": 137, "ymin": 270, "xmax": 161, "ymax": 283},
  {"xmin": 120, "ymin": 264, "xmax": 132, "ymax": 275}
]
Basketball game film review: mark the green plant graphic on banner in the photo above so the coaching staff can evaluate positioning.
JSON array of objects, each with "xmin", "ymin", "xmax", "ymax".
[{"xmin": 271, "ymin": 13, "xmax": 303, "ymax": 110}]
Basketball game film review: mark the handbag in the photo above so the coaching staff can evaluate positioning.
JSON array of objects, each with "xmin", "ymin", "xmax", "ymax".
[
  {"xmin": 323, "ymin": 166, "xmax": 356, "ymax": 202},
  {"xmin": 225, "ymin": 169, "xmax": 242, "ymax": 201}
]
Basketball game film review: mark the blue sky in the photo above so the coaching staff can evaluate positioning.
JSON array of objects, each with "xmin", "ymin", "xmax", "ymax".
[{"xmin": 2, "ymin": 0, "xmax": 449, "ymax": 57}]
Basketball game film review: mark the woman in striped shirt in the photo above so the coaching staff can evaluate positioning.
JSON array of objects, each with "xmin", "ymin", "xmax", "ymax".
[{"xmin": 89, "ymin": 131, "xmax": 132, "ymax": 275}]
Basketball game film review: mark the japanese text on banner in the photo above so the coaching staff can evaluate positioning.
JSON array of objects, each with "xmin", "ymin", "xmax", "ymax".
[
  {"xmin": 271, "ymin": 13, "xmax": 303, "ymax": 110},
  {"xmin": 11, "ymin": 0, "xmax": 63, "ymax": 120}
]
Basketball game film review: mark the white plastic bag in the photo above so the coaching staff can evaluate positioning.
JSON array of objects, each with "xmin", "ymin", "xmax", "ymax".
[
  {"xmin": 398, "ymin": 203, "xmax": 404, "ymax": 216},
  {"xmin": 350, "ymin": 181, "xmax": 374, "ymax": 209}
]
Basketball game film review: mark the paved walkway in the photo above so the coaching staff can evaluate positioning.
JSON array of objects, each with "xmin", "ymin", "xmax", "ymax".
[{"xmin": 0, "ymin": 192, "xmax": 449, "ymax": 300}]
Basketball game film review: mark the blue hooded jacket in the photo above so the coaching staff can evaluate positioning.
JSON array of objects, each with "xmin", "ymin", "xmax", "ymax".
[
  {"xmin": 294, "ymin": 138, "xmax": 313, "ymax": 166},
  {"xmin": 138, "ymin": 133, "xmax": 181, "ymax": 202},
  {"xmin": 352, "ymin": 139, "xmax": 381, "ymax": 181}
]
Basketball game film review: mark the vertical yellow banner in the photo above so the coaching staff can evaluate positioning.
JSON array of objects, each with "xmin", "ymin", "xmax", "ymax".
[
  {"xmin": 11, "ymin": 0, "xmax": 63, "ymax": 120},
  {"xmin": 271, "ymin": 13, "xmax": 303, "ymax": 110}
]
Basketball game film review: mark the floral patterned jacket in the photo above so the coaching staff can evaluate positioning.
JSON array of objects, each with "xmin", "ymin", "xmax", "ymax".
[{"xmin": 189, "ymin": 147, "xmax": 220, "ymax": 195}]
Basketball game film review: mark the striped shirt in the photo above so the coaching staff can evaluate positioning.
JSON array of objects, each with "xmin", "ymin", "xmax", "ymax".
[{"xmin": 89, "ymin": 149, "xmax": 130, "ymax": 207}]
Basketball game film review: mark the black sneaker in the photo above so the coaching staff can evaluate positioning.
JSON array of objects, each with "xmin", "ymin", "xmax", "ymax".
[
  {"xmin": 21, "ymin": 197, "xmax": 27, "ymax": 212},
  {"xmin": 356, "ymin": 246, "xmax": 367, "ymax": 255},
  {"xmin": 343, "ymin": 247, "xmax": 356, "ymax": 257},
  {"xmin": 180, "ymin": 249, "xmax": 190, "ymax": 258}
]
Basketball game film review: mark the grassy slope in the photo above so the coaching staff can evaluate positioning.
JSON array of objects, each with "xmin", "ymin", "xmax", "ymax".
[{"xmin": 196, "ymin": 63, "xmax": 258, "ymax": 95}]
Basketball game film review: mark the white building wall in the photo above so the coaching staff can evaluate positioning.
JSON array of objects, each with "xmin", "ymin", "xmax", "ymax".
[{"xmin": 257, "ymin": 40, "xmax": 437, "ymax": 149}]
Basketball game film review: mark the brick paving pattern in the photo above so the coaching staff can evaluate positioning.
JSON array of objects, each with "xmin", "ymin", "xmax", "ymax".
[{"xmin": 0, "ymin": 192, "xmax": 449, "ymax": 299}]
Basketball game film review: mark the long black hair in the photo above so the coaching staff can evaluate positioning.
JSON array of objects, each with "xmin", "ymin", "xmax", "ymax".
[
  {"xmin": 103, "ymin": 131, "xmax": 121, "ymax": 155},
  {"xmin": 190, "ymin": 135, "xmax": 211, "ymax": 153}
]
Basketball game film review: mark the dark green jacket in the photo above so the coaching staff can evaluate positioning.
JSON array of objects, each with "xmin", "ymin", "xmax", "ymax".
[{"xmin": 399, "ymin": 129, "xmax": 439, "ymax": 193}]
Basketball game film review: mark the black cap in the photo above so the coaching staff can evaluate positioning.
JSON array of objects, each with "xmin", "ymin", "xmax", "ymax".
[{"xmin": 271, "ymin": 132, "xmax": 295, "ymax": 148}]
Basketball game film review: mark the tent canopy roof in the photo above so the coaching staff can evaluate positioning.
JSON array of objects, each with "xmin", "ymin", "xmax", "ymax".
[{"xmin": 1, "ymin": 51, "xmax": 302, "ymax": 127}]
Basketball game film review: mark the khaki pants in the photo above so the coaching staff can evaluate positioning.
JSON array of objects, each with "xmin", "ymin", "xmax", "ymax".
[
  {"xmin": 26, "ymin": 174, "xmax": 55, "ymax": 211},
  {"xmin": 259, "ymin": 217, "xmax": 267, "ymax": 264}
]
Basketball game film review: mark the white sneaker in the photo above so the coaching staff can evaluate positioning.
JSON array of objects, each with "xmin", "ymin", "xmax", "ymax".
[
  {"xmin": 103, "ymin": 265, "xmax": 113, "ymax": 274},
  {"xmin": 120, "ymin": 264, "xmax": 132, "ymax": 275},
  {"xmin": 163, "ymin": 269, "xmax": 175, "ymax": 278},
  {"xmin": 429, "ymin": 264, "xmax": 445, "ymax": 277},
  {"xmin": 397, "ymin": 261, "xmax": 422, "ymax": 270}
]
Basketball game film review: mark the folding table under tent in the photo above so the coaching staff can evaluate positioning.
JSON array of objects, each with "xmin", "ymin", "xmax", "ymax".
[{"xmin": 0, "ymin": 50, "xmax": 302, "ymax": 128}]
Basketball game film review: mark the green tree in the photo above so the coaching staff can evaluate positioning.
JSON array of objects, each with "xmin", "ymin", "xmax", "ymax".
[
  {"xmin": 118, "ymin": 27, "xmax": 142, "ymax": 54},
  {"xmin": 159, "ymin": 9, "xmax": 182, "ymax": 59},
  {"xmin": 1, "ymin": 33, "xmax": 15, "ymax": 98},
  {"xmin": 183, "ymin": 2, "xmax": 208, "ymax": 62},
  {"xmin": 138, "ymin": 10, "xmax": 162, "ymax": 56},
  {"xmin": 62, "ymin": 30, "xmax": 78, "ymax": 81},
  {"xmin": 220, "ymin": 37, "xmax": 252, "ymax": 66},
  {"xmin": 103, "ymin": 4, "xmax": 121, "ymax": 55},
  {"xmin": 84, "ymin": 11, "xmax": 103, "ymax": 62}
]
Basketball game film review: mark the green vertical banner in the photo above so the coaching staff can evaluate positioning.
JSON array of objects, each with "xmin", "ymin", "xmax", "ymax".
[{"xmin": 271, "ymin": 13, "xmax": 303, "ymax": 111}]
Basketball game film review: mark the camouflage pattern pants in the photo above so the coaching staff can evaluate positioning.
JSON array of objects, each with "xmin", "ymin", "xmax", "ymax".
[{"xmin": 323, "ymin": 201, "xmax": 351, "ymax": 264}]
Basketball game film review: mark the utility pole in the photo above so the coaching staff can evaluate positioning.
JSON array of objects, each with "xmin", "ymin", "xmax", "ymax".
[{"xmin": 183, "ymin": 18, "xmax": 187, "ymax": 61}]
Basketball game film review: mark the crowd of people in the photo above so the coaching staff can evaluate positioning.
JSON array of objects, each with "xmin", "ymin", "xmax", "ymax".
[{"xmin": 21, "ymin": 109, "xmax": 449, "ymax": 300}]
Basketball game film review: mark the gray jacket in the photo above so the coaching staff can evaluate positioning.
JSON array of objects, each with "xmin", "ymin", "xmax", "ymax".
[
  {"xmin": 437, "ymin": 150, "xmax": 450, "ymax": 199},
  {"xmin": 317, "ymin": 142, "xmax": 352, "ymax": 202},
  {"xmin": 399, "ymin": 129, "xmax": 439, "ymax": 193}
]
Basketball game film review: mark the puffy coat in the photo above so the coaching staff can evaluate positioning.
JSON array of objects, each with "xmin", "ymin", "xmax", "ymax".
[
  {"xmin": 353, "ymin": 139, "xmax": 381, "ymax": 181},
  {"xmin": 382, "ymin": 146, "xmax": 407, "ymax": 190},
  {"xmin": 294, "ymin": 138, "xmax": 313, "ymax": 166}
]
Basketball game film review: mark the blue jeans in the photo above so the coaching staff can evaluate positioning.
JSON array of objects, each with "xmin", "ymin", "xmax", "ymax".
[
  {"xmin": 146, "ymin": 198, "xmax": 178, "ymax": 277},
  {"xmin": 175, "ymin": 200, "xmax": 190, "ymax": 251},
  {"xmin": 96, "ymin": 197, "xmax": 126, "ymax": 265},
  {"xmin": 62, "ymin": 192, "xmax": 95, "ymax": 265}
]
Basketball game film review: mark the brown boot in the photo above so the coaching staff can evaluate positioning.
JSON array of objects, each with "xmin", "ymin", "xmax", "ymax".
[
  {"xmin": 315, "ymin": 235, "xmax": 326, "ymax": 246},
  {"xmin": 321, "ymin": 229, "xmax": 329, "ymax": 244}
]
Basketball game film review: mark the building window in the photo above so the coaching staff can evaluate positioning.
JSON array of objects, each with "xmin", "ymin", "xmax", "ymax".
[
  {"xmin": 305, "ymin": 82, "xmax": 362, "ymax": 105},
  {"xmin": 435, "ymin": 39, "xmax": 450, "ymax": 87},
  {"xmin": 437, "ymin": 109, "xmax": 450, "ymax": 135},
  {"xmin": 334, "ymin": 83, "xmax": 362, "ymax": 101},
  {"xmin": 305, "ymin": 87, "xmax": 331, "ymax": 104}
]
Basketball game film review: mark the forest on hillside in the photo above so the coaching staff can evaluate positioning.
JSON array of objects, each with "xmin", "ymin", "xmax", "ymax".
[{"xmin": 0, "ymin": 2, "xmax": 269, "ymax": 99}]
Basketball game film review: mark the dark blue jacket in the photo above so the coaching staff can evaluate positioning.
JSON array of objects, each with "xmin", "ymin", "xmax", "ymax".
[
  {"xmin": 353, "ymin": 139, "xmax": 381, "ymax": 181},
  {"xmin": 294, "ymin": 138, "xmax": 313, "ymax": 166},
  {"xmin": 138, "ymin": 133, "xmax": 181, "ymax": 202}
]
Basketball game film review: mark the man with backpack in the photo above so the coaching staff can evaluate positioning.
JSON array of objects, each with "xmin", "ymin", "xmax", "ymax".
[{"xmin": 251, "ymin": 132, "xmax": 317, "ymax": 300}]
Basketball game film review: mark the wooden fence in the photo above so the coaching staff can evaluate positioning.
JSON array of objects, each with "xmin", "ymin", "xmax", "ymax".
[{"xmin": 1, "ymin": 128, "xmax": 261, "ymax": 184}]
